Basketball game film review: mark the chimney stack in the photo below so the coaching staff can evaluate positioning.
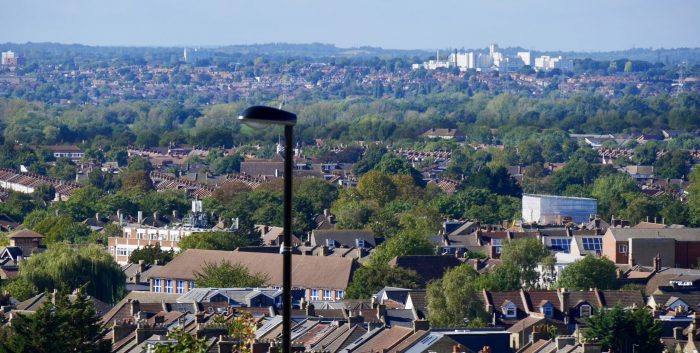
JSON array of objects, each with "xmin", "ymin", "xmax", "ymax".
[
  {"xmin": 653, "ymin": 254, "xmax": 662, "ymax": 272},
  {"xmin": 138, "ymin": 211, "xmax": 143, "ymax": 224},
  {"xmin": 130, "ymin": 300, "xmax": 140, "ymax": 317}
]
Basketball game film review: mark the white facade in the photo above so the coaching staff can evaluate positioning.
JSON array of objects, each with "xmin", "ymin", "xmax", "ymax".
[
  {"xmin": 534, "ymin": 55, "xmax": 573, "ymax": 72},
  {"xmin": 522, "ymin": 194, "xmax": 597, "ymax": 225},
  {"xmin": 1, "ymin": 51, "xmax": 16, "ymax": 65},
  {"xmin": 517, "ymin": 52, "xmax": 532, "ymax": 66}
]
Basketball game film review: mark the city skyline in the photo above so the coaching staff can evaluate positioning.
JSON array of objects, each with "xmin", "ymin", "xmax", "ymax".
[{"xmin": 1, "ymin": 0, "xmax": 699, "ymax": 52}]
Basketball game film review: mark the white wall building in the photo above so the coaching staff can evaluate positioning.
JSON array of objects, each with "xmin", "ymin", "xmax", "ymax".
[
  {"xmin": 517, "ymin": 52, "xmax": 532, "ymax": 66},
  {"xmin": 534, "ymin": 55, "xmax": 574, "ymax": 72},
  {"xmin": 522, "ymin": 194, "xmax": 597, "ymax": 225}
]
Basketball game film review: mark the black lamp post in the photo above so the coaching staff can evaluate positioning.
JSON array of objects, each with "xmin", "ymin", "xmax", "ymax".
[{"xmin": 238, "ymin": 106, "xmax": 297, "ymax": 353}]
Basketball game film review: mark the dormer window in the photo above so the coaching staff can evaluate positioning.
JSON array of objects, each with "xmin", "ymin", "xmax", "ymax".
[
  {"xmin": 580, "ymin": 304, "xmax": 592, "ymax": 317},
  {"xmin": 542, "ymin": 304, "xmax": 553, "ymax": 317},
  {"xmin": 355, "ymin": 239, "xmax": 365, "ymax": 248},
  {"xmin": 502, "ymin": 302, "xmax": 517, "ymax": 318},
  {"xmin": 325, "ymin": 239, "xmax": 336, "ymax": 249}
]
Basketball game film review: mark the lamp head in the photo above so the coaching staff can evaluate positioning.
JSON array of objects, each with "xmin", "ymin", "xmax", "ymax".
[{"xmin": 238, "ymin": 106, "xmax": 297, "ymax": 127}]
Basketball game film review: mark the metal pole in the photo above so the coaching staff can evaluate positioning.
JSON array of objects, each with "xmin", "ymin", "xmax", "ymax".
[{"xmin": 282, "ymin": 124, "xmax": 294, "ymax": 353}]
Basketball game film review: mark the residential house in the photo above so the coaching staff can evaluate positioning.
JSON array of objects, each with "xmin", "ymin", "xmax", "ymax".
[
  {"xmin": 388, "ymin": 255, "xmax": 463, "ymax": 283},
  {"xmin": 310, "ymin": 229, "xmax": 376, "ymax": 250},
  {"xmin": 421, "ymin": 128, "xmax": 463, "ymax": 140},
  {"xmin": 146, "ymin": 249, "xmax": 357, "ymax": 302},
  {"xmin": 0, "ymin": 168, "xmax": 80, "ymax": 201},
  {"xmin": 602, "ymin": 228, "xmax": 700, "ymax": 268},
  {"xmin": 258, "ymin": 224, "xmax": 302, "ymax": 246}
]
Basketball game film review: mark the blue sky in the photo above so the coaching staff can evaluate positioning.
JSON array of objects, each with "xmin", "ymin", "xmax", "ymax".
[{"xmin": 1, "ymin": 0, "xmax": 699, "ymax": 51}]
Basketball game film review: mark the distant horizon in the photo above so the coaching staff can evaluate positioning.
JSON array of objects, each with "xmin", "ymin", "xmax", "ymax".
[
  {"xmin": 2, "ymin": 41, "xmax": 699, "ymax": 54},
  {"xmin": 1, "ymin": 0, "xmax": 698, "ymax": 52}
]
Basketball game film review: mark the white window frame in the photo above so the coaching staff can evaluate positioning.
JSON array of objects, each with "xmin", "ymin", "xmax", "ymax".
[
  {"xmin": 153, "ymin": 278, "xmax": 162, "ymax": 293},
  {"xmin": 176, "ymin": 280, "xmax": 185, "ymax": 294},
  {"xmin": 323, "ymin": 290, "xmax": 332, "ymax": 301},
  {"xmin": 619, "ymin": 244, "xmax": 628, "ymax": 254},
  {"xmin": 310, "ymin": 289, "xmax": 319, "ymax": 301},
  {"xmin": 504, "ymin": 304, "xmax": 516, "ymax": 318},
  {"xmin": 580, "ymin": 305, "xmax": 592, "ymax": 317},
  {"xmin": 165, "ymin": 279, "xmax": 173, "ymax": 293},
  {"xmin": 336, "ymin": 290, "xmax": 344, "ymax": 300}
]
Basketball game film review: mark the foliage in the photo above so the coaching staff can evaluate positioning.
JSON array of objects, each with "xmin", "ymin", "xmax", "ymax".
[
  {"xmin": 688, "ymin": 166, "xmax": 700, "ymax": 226},
  {"xmin": 128, "ymin": 244, "xmax": 174, "ymax": 265},
  {"xmin": 179, "ymin": 231, "xmax": 258, "ymax": 251},
  {"xmin": 194, "ymin": 260, "xmax": 269, "ymax": 288},
  {"xmin": 583, "ymin": 306, "xmax": 663, "ymax": 353},
  {"xmin": 1, "ymin": 277, "xmax": 38, "ymax": 301},
  {"xmin": 17, "ymin": 244, "xmax": 125, "ymax": 303},
  {"xmin": 33, "ymin": 215, "xmax": 92, "ymax": 244},
  {"xmin": 0, "ymin": 288, "xmax": 111, "ymax": 353},
  {"xmin": 153, "ymin": 327, "xmax": 208, "ymax": 353},
  {"xmin": 368, "ymin": 230, "xmax": 434, "ymax": 268},
  {"xmin": 557, "ymin": 256, "xmax": 618, "ymax": 290},
  {"xmin": 426, "ymin": 264, "xmax": 489, "ymax": 328},
  {"xmin": 345, "ymin": 265, "xmax": 423, "ymax": 299},
  {"xmin": 500, "ymin": 238, "xmax": 553, "ymax": 288}
]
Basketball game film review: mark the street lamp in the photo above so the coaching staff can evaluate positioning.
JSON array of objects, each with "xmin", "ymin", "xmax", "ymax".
[{"xmin": 239, "ymin": 106, "xmax": 297, "ymax": 353}]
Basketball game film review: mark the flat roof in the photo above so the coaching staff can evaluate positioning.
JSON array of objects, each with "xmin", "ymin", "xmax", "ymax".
[{"xmin": 523, "ymin": 194, "xmax": 597, "ymax": 201}]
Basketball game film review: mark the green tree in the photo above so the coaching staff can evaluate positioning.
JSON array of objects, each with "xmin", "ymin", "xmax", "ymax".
[
  {"xmin": 557, "ymin": 256, "xmax": 618, "ymax": 290},
  {"xmin": 128, "ymin": 244, "xmax": 174, "ymax": 265},
  {"xmin": 357, "ymin": 170, "xmax": 397, "ymax": 207},
  {"xmin": 591, "ymin": 173, "xmax": 639, "ymax": 220},
  {"xmin": 500, "ymin": 238, "xmax": 552, "ymax": 288},
  {"xmin": 583, "ymin": 306, "xmax": 662, "ymax": 353},
  {"xmin": 344, "ymin": 265, "xmax": 423, "ymax": 299},
  {"xmin": 120, "ymin": 170, "xmax": 154, "ymax": 194},
  {"xmin": 690, "ymin": 166, "xmax": 700, "ymax": 226},
  {"xmin": 179, "ymin": 231, "xmax": 257, "ymax": 251},
  {"xmin": 154, "ymin": 327, "xmax": 208, "ymax": 353},
  {"xmin": 352, "ymin": 144, "xmax": 387, "ymax": 176},
  {"xmin": 654, "ymin": 150, "xmax": 689, "ymax": 179},
  {"xmin": 368, "ymin": 230, "xmax": 434, "ymax": 268},
  {"xmin": 17, "ymin": 244, "xmax": 125, "ymax": 303},
  {"xmin": 0, "ymin": 288, "xmax": 111, "ymax": 353},
  {"xmin": 194, "ymin": 261, "xmax": 269, "ymax": 288},
  {"xmin": 426, "ymin": 264, "xmax": 488, "ymax": 328}
]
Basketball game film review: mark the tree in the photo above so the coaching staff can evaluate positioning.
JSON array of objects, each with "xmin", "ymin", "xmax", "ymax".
[
  {"xmin": 583, "ymin": 306, "xmax": 662, "ymax": 353},
  {"xmin": 690, "ymin": 166, "xmax": 700, "ymax": 226},
  {"xmin": 352, "ymin": 144, "xmax": 387, "ymax": 176},
  {"xmin": 0, "ymin": 288, "xmax": 111, "ymax": 353},
  {"xmin": 194, "ymin": 261, "xmax": 269, "ymax": 288},
  {"xmin": 591, "ymin": 173, "xmax": 639, "ymax": 220},
  {"xmin": 500, "ymin": 238, "xmax": 552, "ymax": 288},
  {"xmin": 17, "ymin": 244, "xmax": 125, "ymax": 303},
  {"xmin": 654, "ymin": 150, "xmax": 689, "ymax": 179},
  {"xmin": 344, "ymin": 265, "xmax": 423, "ymax": 299},
  {"xmin": 154, "ymin": 327, "xmax": 208, "ymax": 353},
  {"xmin": 179, "ymin": 231, "xmax": 257, "ymax": 251},
  {"xmin": 368, "ymin": 230, "xmax": 434, "ymax": 268},
  {"xmin": 120, "ymin": 170, "xmax": 154, "ymax": 194},
  {"xmin": 557, "ymin": 256, "xmax": 618, "ymax": 290},
  {"xmin": 357, "ymin": 170, "xmax": 397, "ymax": 207},
  {"xmin": 128, "ymin": 244, "xmax": 174, "ymax": 265},
  {"xmin": 427, "ymin": 264, "xmax": 488, "ymax": 328}
]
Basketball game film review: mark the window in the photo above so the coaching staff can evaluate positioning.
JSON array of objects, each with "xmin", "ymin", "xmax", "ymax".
[
  {"xmin": 550, "ymin": 238, "xmax": 571, "ymax": 253},
  {"xmin": 336, "ymin": 291, "xmax": 344, "ymax": 300},
  {"xmin": 117, "ymin": 247, "xmax": 128, "ymax": 256},
  {"xmin": 543, "ymin": 305, "xmax": 553, "ymax": 317},
  {"xmin": 580, "ymin": 304, "xmax": 592, "ymax": 317},
  {"xmin": 492, "ymin": 239, "xmax": 503, "ymax": 254},
  {"xmin": 581, "ymin": 237, "xmax": 603, "ymax": 252},
  {"xmin": 355, "ymin": 239, "xmax": 365, "ymax": 248},
  {"xmin": 323, "ymin": 290, "xmax": 332, "ymax": 301},
  {"xmin": 177, "ymin": 280, "xmax": 185, "ymax": 294},
  {"xmin": 165, "ymin": 280, "xmax": 173, "ymax": 293},
  {"xmin": 325, "ymin": 239, "xmax": 336, "ymax": 248},
  {"xmin": 503, "ymin": 303, "xmax": 516, "ymax": 318},
  {"xmin": 618, "ymin": 244, "xmax": 628, "ymax": 254},
  {"xmin": 153, "ymin": 278, "xmax": 162, "ymax": 293},
  {"xmin": 310, "ymin": 289, "xmax": 319, "ymax": 301},
  {"xmin": 189, "ymin": 281, "xmax": 196, "ymax": 289}
]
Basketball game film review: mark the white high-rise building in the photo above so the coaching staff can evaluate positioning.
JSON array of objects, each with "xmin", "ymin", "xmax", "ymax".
[
  {"xmin": 522, "ymin": 194, "xmax": 597, "ymax": 225},
  {"xmin": 517, "ymin": 52, "xmax": 532, "ymax": 66},
  {"xmin": 534, "ymin": 55, "xmax": 573, "ymax": 71}
]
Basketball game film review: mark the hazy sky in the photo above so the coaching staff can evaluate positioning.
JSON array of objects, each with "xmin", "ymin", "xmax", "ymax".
[{"xmin": 1, "ymin": 0, "xmax": 699, "ymax": 51}]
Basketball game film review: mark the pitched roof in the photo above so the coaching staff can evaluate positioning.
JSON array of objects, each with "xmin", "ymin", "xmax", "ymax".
[
  {"xmin": 388, "ymin": 255, "xmax": 463, "ymax": 282},
  {"xmin": 149, "ymin": 249, "xmax": 356, "ymax": 290},
  {"xmin": 310, "ymin": 229, "xmax": 375, "ymax": 248},
  {"xmin": 7, "ymin": 229, "xmax": 43, "ymax": 239},
  {"xmin": 351, "ymin": 326, "xmax": 414, "ymax": 353}
]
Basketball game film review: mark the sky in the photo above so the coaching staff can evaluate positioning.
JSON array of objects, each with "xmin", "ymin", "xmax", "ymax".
[{"xmin": 1, "ymin": 0, "xmax": 699, "ymax": 51}]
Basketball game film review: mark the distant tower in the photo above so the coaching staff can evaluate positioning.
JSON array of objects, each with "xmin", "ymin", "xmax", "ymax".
[
  {"xmin": 672, "ymin": 61, "xmax": 687, "ymax": 95},
  {"xmin": 183, "ymin": 48, "xmax": 189, "ymax": 63},
  {"xmin": 489, "ymin": 43, "xmax": 498, "ymax": 56},
  {"xmin": 436, "ymin": 49, "xmax": 439, "ymax": 62}
]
